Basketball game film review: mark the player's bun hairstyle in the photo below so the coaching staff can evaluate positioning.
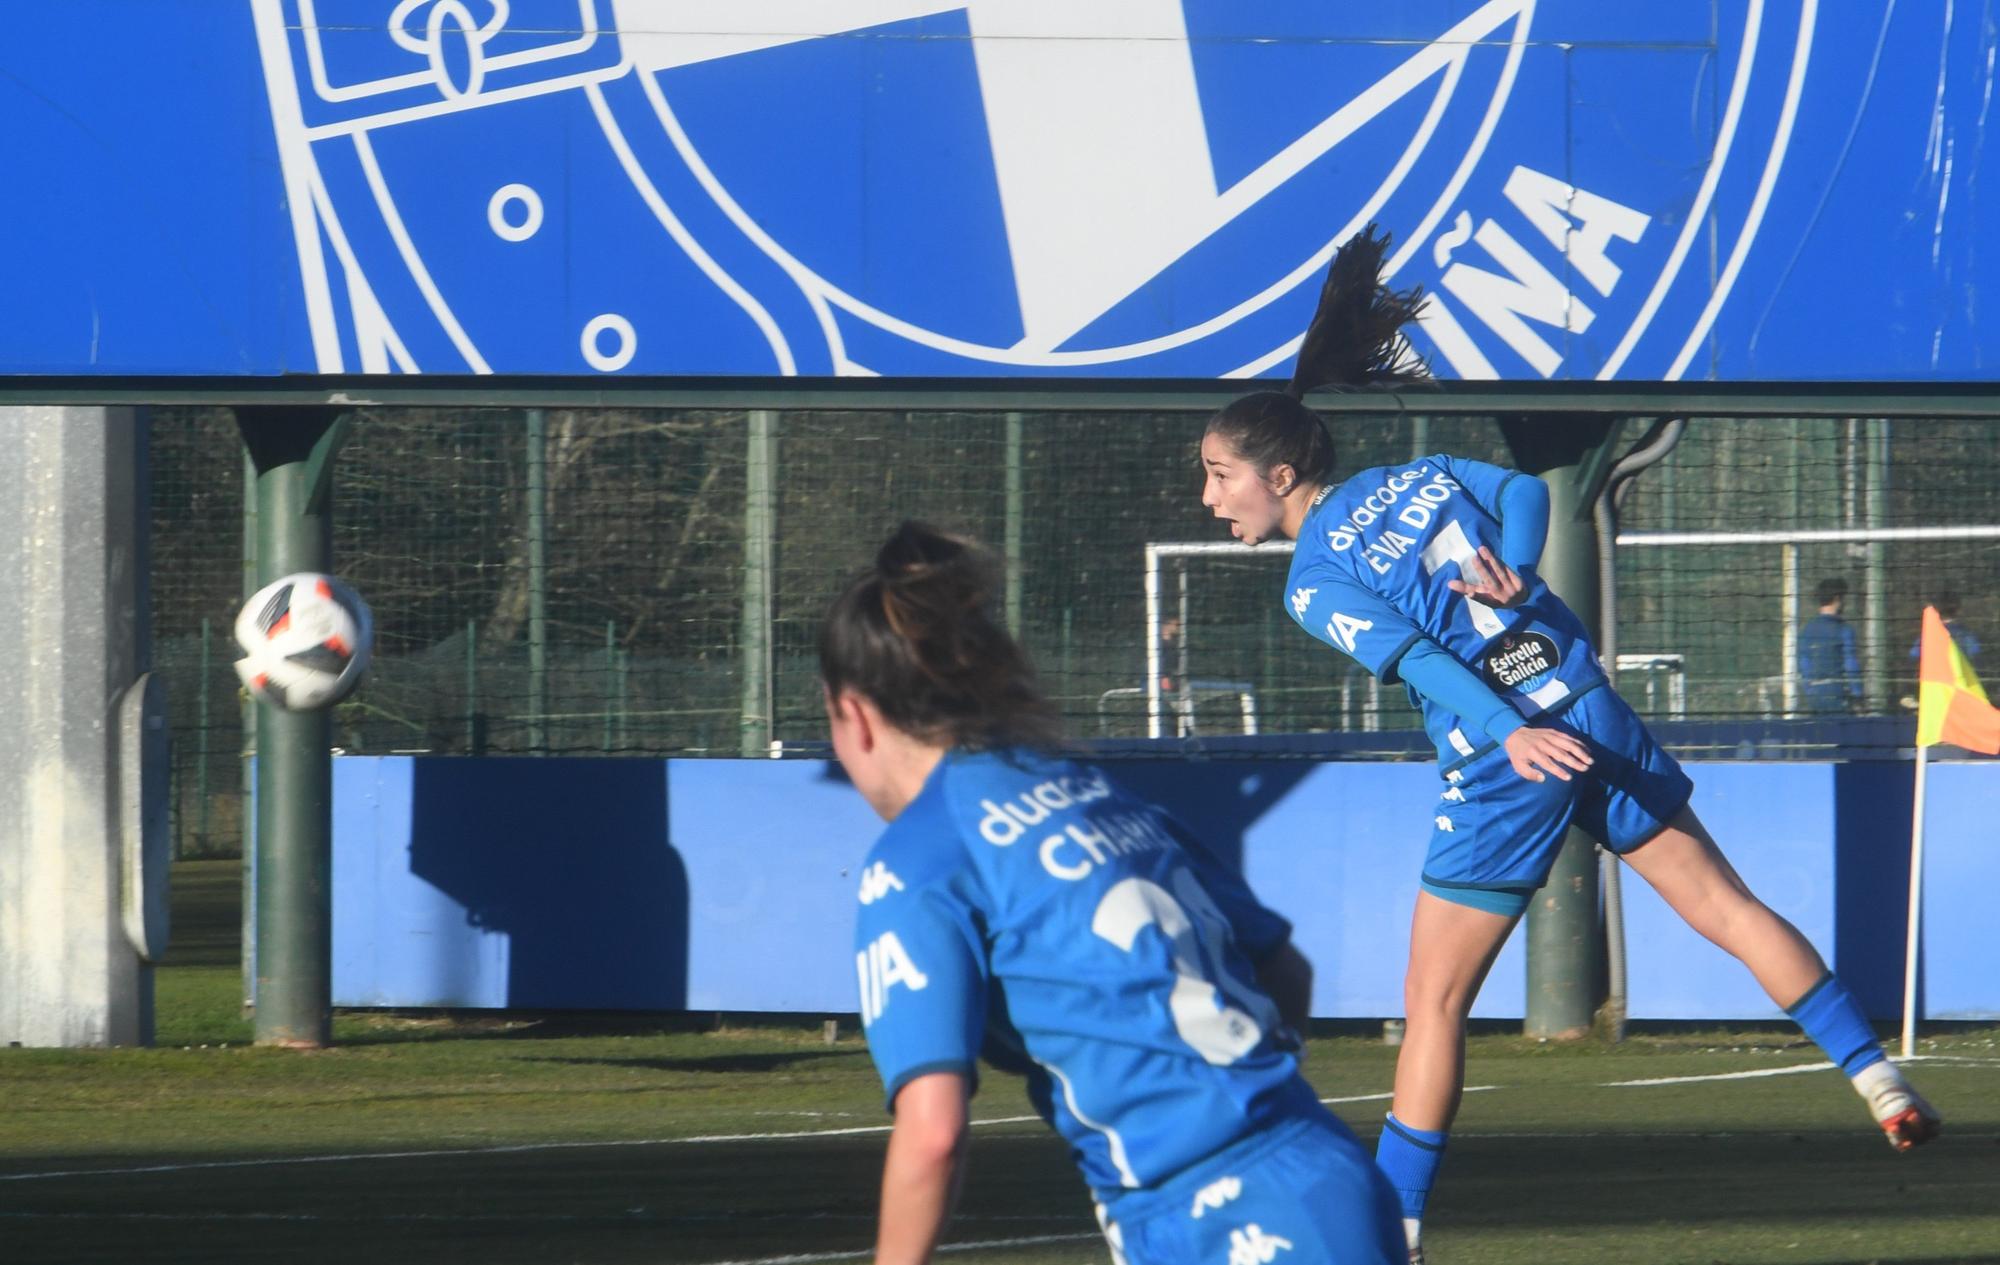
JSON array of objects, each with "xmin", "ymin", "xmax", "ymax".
[
  {"xmin": 1205, "ymin": 223, "xmax": 1429, "ymax": 485},
  {"xmin": 820, "ymin": 521, "xmax": 1061, "ymax": 751}
]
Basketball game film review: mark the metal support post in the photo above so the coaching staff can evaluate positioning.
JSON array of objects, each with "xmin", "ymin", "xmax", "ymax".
[
  {"xmin": 1863, "ymin": 419, "xmax": 1891, "ymax": 709},
  {"xmin": 525, "ymin": 409, "xmax": 549, "ymax": 753},
  {"xmin": 1500, "ymin": 416, "xmax": 1622, "ymax": 1040},
  {"xmin": 1005, "ymin": 413, "xmax": 1024, "ymax": 635},
  {"xmin": 741, "ymin": 410, "xmax": 777, "ymax": 756},
  {"xmin": 237, "ymin": 407, "xmax": 349, "ymax": 1049}
]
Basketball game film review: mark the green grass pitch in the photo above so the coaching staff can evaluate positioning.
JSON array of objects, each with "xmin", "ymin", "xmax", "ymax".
[{"xmin": 1, "ymin": 860, "xmax": 1994, "ymax": 1264}]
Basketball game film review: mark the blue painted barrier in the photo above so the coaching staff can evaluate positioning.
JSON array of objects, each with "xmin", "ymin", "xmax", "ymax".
[{"xmin": 327, "ymin": 755, "xmax": 1999, "ymax": 1020}]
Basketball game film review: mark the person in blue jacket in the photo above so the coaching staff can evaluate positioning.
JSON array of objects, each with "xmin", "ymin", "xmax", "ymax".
[
  {"xmin": 1798, "ymin": 578, "xmax": 1861, "ymax": 713},
  {"xmin": 1196, "ymin": 227, "xmax": 1941, "ymax": 1263},
  {"xmin": 822, "ymin": 521, "xmax": 1405, "ymax": 1265}
]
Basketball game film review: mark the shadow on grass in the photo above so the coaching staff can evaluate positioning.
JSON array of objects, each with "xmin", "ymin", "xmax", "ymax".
[{"xmin": 521, "ymin": 1049, "xmax": 857, "ymax": 1075}]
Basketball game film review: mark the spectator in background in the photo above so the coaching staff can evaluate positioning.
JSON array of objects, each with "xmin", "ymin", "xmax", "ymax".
[
  {"xmin": 1157, "ymin": 615, "xmax": 1183, "ymax": 694},
  {"xmin": 1799, "ymin": 578, "xmax": 1861, "ymax": 713},
  {"xmin": 1910, "ymin": 590, "xmax": 1982, "ymax": 666}
]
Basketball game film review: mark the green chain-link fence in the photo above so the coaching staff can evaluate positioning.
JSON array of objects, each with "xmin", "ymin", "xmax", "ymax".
[{"xmin": 150, "ymin": 409, "xmax": 2000, "ymax": 857}]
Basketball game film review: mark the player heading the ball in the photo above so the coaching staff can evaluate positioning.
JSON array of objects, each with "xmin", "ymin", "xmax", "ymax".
[{"xmin": 1198, "ymin": 226, "xmax": 1941, "ymax": 1264}]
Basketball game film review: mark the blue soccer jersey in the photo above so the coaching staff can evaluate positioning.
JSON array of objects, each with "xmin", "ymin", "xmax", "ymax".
[
  {"xmin": 852, "ymin": 748, "xmax": 1311, "ymax": 1200},
  {"xmin": 1284, "ymin": 454, "xmax": 1606, "ymax": 769}
]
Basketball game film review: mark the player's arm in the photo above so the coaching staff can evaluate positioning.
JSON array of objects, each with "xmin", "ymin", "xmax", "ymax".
[
  {"xmin": 877, "ymin": 1071, "xmax": 971, "ymax": 1265},
  {"xmin": 1433, "ymin": 455, "xmax": 1550, "ymax": 580},
  {"xmin": 856, "ymin": 872, "xmax": 988, "ymax": 1264},
  {"xmin": 1399, "ymin": 640, "xmax": 1592, "ymax": 783}
]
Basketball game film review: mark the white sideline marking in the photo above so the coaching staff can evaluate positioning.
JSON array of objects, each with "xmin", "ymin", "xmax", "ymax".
[
  {"xmin": 698, "ymin": 1233, "xmax": 1100, "ymax": 1265},
  {"xmin": 1602, "ymin": 1061, "xmax": 1834, "ymax": 1088},
  {"xmin": 1321, "ymin": 1085, "xmax": 1499, "ymax": 1106},
  {"xmin": 1600, "ymin": 1054, "xmax": 2000, "ymax": 1088},
  {"xmin": 0, "ymin": 1115, "xmax": 1048, "ymax": 1184},
  {"xmin": 6, "ymin": 1054, "xmax": 1985, "ymax": 1185}
]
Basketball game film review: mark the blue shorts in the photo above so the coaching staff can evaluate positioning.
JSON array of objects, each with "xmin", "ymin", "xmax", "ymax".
[
  {"xmin": 1421, "ymin": 686, "xmax": 1694, "ymax": 915},
  {"xmin": 1097, "ymin": 1107, "xmax": 1404, "ymax": 1264}
]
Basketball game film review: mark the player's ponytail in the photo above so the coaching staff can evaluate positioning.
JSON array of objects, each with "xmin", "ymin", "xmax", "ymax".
[
  {"xmin": 820, "ymin": 522, "xmax": 1061, "ymax": 751},
  {"xmin": 1205, "ymin": 223, "xmax": 1428, "ymax": 484}
]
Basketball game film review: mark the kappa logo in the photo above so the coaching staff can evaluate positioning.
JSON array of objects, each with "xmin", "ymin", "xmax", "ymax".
[
  {"xmin": 1227, "ymin": 1224, "xmax": 1294, "ymax": 1265},
  {"xmin": 857, "ymin": 861, "xmax": 905, "ymax": 905},
  {"xmin": 1288, "ymin": 587, "xmax": 1316, "ymax": 621},
  {"xmin": 253, "ymin": 3, "xmax": 1814, "ymax": 380},
  {"xmin": 1435, "ymin": 814, "xmax": 1455, "ymax": 833},
  {"xmin": 1441, "ymin": 785, "xmax": 1467, "ymax": 803},
  {"xmin": 1189, "ymin": 1174, "xmax": 1243, "ymax": 1219}
]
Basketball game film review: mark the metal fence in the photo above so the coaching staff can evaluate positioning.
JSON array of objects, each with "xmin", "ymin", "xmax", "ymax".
[{"xmin": 150, "ymin": 409, "xmax": 2000, "ymax": 856}]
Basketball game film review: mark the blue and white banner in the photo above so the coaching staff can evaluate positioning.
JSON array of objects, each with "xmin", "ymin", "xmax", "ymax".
[{"xmin": 3, "ymin": 2, "xmax": 1992, "ymax": 379}]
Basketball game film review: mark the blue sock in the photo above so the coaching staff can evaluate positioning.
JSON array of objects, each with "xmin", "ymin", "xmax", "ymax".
[
  {"xmin": 1786, "ymin": 972, "xmax": 1885, "ymax": 1076},
  {"xmin": 1375, "ymin": 1113, "xmax": 1449, "ymax": 1221}
]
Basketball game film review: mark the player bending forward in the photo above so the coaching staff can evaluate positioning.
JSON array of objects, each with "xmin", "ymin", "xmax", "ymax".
[
  {"xmin": 1198, "ymin": 227, "xmax": 1940, "ymax": 1264},
  {"xmin": 826, "ymin": 522, "xmax": 1405, "ymax": 1264}
]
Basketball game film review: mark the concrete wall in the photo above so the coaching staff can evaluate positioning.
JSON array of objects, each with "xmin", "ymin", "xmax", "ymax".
[{"xmin": 0, "ymin": 410, "xmax": 152, "ymax": 1047}]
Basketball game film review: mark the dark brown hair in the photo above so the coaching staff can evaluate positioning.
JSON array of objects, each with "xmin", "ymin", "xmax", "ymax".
[
  {"xmin": 1206, "ymin": 391, "xmax": 1337, "ymax": 486},
  {"xmin": 1203, "ymin": 223, "xmax": 1428, "ymax": 484},
  {"xmin": 820, "ymin": 522, "xmax": 1061, "ymax": 750}
]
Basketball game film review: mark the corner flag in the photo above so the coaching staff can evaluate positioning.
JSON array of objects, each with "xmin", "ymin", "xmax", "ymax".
[
  {"xmin": 1903, "ymin": 605, "xmax": 2000, "ymax": 1057},
  {"xmin": 1916, "ymin": 605, "xmax": 2000, "ymax": 753}
]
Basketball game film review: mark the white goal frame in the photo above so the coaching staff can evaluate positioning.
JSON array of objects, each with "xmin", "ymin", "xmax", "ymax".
[{"xmin": 1144, "ymin": 525, "xmax": 2000, "ymax": 739}]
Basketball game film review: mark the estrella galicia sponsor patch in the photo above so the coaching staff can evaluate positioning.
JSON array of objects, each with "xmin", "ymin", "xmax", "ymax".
[{"xmin": 1482, "ymin": 631, "xmax": 1561, "ymax": 691}]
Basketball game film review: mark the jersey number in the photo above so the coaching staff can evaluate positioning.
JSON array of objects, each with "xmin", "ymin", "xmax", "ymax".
[
  {"xmin": 1090, "ymin": 869, "xmax": 1277, "ymax": 1066},
  {"xmin": 1419, "ymin": 519, "xmax": 1506, "ymax": 639}
]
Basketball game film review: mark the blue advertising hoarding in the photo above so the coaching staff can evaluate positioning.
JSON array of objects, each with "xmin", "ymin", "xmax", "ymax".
[
  {"xmin": 2, "ymin": 2, "xmax": 1993, "ymax": 380},
  {"xmin": 327, "ymin": 754, "xmax": 1999, "ymax": 1021}
]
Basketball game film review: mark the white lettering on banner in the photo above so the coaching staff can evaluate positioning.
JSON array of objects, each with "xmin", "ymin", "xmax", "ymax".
[
  {"xmin": 1440, "ymin": 219, "xmax": 1594, "ymax": 378},
  {"xmin": 1227, "ymin": 1224, "xmax": 1295, "ymax": 1264},
  {"xmin": 1503, "ymin": 166, "xmax": 1651, "ymax": 297},
  {"xmin": 1325, "ymin": 612, "xmax": 1374, "ymax": 654},
  {"xmin": 1423, "ymin": 168, "xmax": 1650, "ymax": 379},
  {"xmin": 855, "ymin": 931, "xmax": 929, "ymax": 1026},
  {"xmin": 1189, "ymin": 1174, "xmax": 1243, "ymax": 1219},
  {"xmin": 856, "ymin": 861, "xmax": 904, "ymax": 905}
]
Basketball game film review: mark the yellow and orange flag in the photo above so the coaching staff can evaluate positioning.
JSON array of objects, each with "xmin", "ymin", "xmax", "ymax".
[{"xmin": 1916, "ymin": 606, "xmax": 2000, "ymax": 753}]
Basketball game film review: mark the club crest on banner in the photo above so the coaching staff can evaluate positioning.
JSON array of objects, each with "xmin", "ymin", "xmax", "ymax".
[{"xmin": 252, "ymin": 1, "xmax": 1816, "ymax": 379}]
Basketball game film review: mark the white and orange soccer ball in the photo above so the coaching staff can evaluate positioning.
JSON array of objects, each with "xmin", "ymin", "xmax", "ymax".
[{"xmin": 233, "ymin": 572, "xmax": 373, "ymax": 711}]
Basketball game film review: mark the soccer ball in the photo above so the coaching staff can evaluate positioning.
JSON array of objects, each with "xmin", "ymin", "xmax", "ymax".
[{"xmin": 233, "ymin": 572, "xmax": 373, "ymax": 711}]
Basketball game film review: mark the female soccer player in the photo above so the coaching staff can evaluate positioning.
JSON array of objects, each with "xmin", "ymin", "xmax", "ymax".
[
  {"xmin": 824, "ymin": 521, "xmax": 1405, "ymax": 1265},
  {"xmin": 1198, "ymin": 229, "xmax": 1941, "ymax": 1263}
]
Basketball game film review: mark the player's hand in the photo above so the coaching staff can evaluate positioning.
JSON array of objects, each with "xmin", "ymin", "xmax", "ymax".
[
  {"xmin": 1502, "ymin": 725, "xmax": 1593, "ymax": 783},
  {"xmin": 1447, "ymin": 546, "xmax": 1529, "ymax": 609}
]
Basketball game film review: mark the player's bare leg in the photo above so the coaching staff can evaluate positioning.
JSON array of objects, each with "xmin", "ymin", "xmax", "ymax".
[
  {"xmin": 1617, "ymin": 808, "xmax": 1824, "ymax": 1002},
  {"xmin": 1622, "ymin": 807, "xmax": 1940, "ymax": 1150},
  {"xmin": 1378, "ymin": 892, "xmax": 1522, "ymax": 1261},
  {"xmin": 1394, "ymin": 893, "xmax": 1521, "ymax": 1131}
]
